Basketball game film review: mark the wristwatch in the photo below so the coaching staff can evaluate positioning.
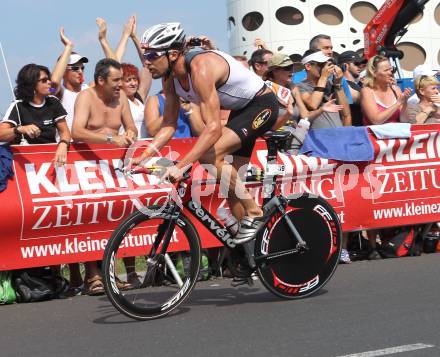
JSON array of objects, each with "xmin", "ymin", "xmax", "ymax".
[{"xmin": 106, "ymin": 133, "xmax": 113, "ymax": 144}]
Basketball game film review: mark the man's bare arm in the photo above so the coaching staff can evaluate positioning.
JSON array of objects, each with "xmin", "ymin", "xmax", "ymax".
[{"xmin": 176, "ymin": 55, "xmax": 222, "ymax": 169}]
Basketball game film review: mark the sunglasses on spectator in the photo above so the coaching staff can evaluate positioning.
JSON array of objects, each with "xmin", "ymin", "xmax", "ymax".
[
  {"xmin": 143, "ymin": 51, "xmax": 166, "ymax": 62},
  {"xmin": 38, "ymin": 77, "xmax": 50, "ymax": 83},
  {"xmin": 309, "ymin": 61, "xmax": 327, "ymax": 69},
  {"xmin": 256, "ymin": 61, "xmax": 268, "ymax": 65},
  {"xmin": 67, "ymin": 65, "xmax": 85, "ymax": 72},
  {"xmin": 372, "ymin": 55, "xmax": 388, "ymax": 68}
]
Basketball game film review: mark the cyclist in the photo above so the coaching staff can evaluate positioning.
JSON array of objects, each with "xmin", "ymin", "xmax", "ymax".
[{"xmin": 129, "ymin": 23, "xmax": 279, "ymax": 243}]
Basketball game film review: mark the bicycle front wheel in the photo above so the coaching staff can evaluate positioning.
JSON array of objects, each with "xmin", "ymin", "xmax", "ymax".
[
  {"xmin": 255, "ymin": 193, "xmax": 342, "ymax": 299},
  {"xmin": 102, "ymin": 206, "xmax": 201, "ymax": 320}
]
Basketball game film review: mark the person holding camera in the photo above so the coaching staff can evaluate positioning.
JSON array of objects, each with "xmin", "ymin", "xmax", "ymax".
[{"xmin": 297, "ymin": 49, "xmax": 351, "ymax": 129}]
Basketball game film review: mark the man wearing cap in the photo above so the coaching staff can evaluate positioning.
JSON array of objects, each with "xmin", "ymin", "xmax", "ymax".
[
  {"xmin": 297, "ymin": 49, "xmax": 351, "ymax": 129},
  {"xmin": 407, "ymin": 64, "xmax": 440, "ymax": 105},
  {"xmin": 338, "ymin": 51, "xmax": 367, "ymax": 126},
  {"xmin": 293, "ymin": 34, "xmax": 353, "ymax": 104},
  {"xmin": 49, "ymin": 29, "xmax": 92, "ymax": 294},
  {"xmin": 51, "ymin": 29, "xmax": 90, "ymax": 131}
]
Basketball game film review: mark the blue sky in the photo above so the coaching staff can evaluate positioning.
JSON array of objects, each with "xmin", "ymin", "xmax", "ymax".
[{"xmin": 0, "ymin": 0, "xmax": 228, "ymax": 115}]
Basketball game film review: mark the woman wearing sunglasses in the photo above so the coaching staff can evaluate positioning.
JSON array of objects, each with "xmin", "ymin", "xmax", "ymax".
[
  {"xmin": 401, "ymin": 75, "xmax": 440, "ymax": 124},
  {"xmin": 360, "ymin": 55, "xmax": 412, "ymax": 126},
  {"xmin": 0, "ymin": 63, "xmax": 70, "ymax": 166}
]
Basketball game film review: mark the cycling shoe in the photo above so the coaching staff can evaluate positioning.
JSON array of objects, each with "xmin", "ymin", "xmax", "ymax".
[
  {"xmin": 232, "ymin": 216, "xmax": 265, "ymax": 244},
  {"xmin": 231, "ymin": 276, "xmax": 254, "ymax": 287}
]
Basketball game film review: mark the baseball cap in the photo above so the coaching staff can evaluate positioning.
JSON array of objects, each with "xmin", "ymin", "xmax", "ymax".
[
  {"xmin": 68, "ymin": 52, "xmax": 89, "ymax": 65},
  {"xmin": 337, "ymin": 51, "xmax": 367, "ymax": 65},
  {"xmin": 268, "ymin": 53, "xmax": 294, "ymax": 68},
  {"xmin": 413, "ymin": 64, "xmax": 439, "ymax": 79},
  {"xmin": 301, "ymin": 51, "xmax": 330, "ymax": 65}
]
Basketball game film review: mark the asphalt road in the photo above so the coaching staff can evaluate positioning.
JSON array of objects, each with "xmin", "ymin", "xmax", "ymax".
[{"xmin": 1, "ymin": 254, "xmax": 439, "ymax": 357}]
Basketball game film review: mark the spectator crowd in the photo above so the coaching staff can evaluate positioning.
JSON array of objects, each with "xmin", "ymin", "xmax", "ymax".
[{"xmin": 1, "ymin": 15, "xmax": 440, "ymax": 302}]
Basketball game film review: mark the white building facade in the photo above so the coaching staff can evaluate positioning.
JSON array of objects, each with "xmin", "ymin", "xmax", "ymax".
[{"xmin": 227, "ymin": 0, "xmax": 440, "ymax": 73}]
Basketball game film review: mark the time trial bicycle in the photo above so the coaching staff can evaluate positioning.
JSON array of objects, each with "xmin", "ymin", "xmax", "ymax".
[{"xmin": 102, "ymin": 131, "xmax": 342, "ymax": 320}]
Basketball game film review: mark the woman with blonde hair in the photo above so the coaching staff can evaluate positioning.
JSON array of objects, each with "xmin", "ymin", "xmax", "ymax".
[
  {"xmin": 360, "ymin": 55, "xmax": 412, "ymax": 260},
  {"xmin": 401, "ymin": 75, "xmax": 440, "ymax": 124},
  {"xmin": 360, "ymin": 55, "xmax": 412, "ymax": 126}
]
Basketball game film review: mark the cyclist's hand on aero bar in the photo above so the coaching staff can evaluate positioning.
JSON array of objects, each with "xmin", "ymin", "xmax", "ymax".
[
  {"xmin": 125, "ymin": 154, "xmax": 147, "ymax": 173},
  {"xmin": 160, "ymin": 165, "xmax": 184, "ymax": 184}
]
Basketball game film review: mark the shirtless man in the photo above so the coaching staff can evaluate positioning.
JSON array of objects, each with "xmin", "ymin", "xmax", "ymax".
[
  {"xmin": 71, "ymin": 58, "xmax": 137, "ymax": 145},
  {"xmin": 71, "ymin": 58, "xmax": 137, "ymax": 295}
]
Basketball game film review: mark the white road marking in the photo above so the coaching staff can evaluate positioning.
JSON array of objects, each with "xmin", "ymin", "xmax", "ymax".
[{"xmin": 336, "ymin": 343, "xmax": 435, "ymax": 357}]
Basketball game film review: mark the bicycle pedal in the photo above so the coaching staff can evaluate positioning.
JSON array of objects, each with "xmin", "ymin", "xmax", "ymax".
[{"xmin": 231, "ymin": 276, "xmax": 254, "ymax": 287}]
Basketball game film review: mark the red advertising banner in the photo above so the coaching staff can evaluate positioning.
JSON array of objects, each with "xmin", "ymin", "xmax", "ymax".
[{"xmin": 1, "ymin": 124, "xmax": 440, "ymax": 270}]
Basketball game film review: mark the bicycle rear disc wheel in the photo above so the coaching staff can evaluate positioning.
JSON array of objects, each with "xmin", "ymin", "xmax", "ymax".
[
  {"xmin": 102, "ymin": 206, "xmax": 201, "ymax": 320},
  {"xmin": 255, "ymin": 194, "xmax": 342, "ymax": 299}
]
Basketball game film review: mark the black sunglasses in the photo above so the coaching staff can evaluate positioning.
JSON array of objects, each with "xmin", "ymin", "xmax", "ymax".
[
  {"xmin": 67, "ymin": 65, "xmax": 85, "ymax": 72},
  {"xmin": 38, "ymin": 77, "xmax": 50, "ymax": 83}
]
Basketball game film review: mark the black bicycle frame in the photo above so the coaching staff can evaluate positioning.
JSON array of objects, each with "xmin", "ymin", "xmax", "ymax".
[{"xmin": 149, "ymin": 132, "xmax": 307, "ymax": 258}]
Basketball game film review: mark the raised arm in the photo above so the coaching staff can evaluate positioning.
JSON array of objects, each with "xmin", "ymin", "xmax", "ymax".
[
  {"xmin": 129, "ymin": 15, "xmax": 146, "ymax": 66},
  {"xmin": 96, "ymin": 17, "xmax": 117, "ymax": 60},
  {"xmin": 144, "ymin": 95, "xmax": 163, "ymax": 136},
  {"xmin": 120, "ymin": 91, "xmax": 138, "ymax": 139},
  {"xmin": 127, "ymin": 15, "xmax": 152, "ymax": 100},
  {"xmin": 137, "ymin": 68, "xmax": 152, "ymax": 102},
  {"xmin": 114, "ymin": 16, "xmax": 135, "ymax": 62},
  {"xmin": 51, "ymin": 28, "xmax": 74, "ymax": 95},
  {"xmin": 301, "ymin": 63, "xmax": 333, "ymax": 110}
]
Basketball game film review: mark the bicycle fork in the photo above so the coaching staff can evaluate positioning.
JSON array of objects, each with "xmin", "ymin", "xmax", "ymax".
[{"xmin": 144, "ymin": 204, "xmax": 183, "ymax": 287}]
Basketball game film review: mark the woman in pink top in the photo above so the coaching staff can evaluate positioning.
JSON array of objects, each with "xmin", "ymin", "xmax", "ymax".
[
  {"xmin": 359, "ymin": 55, "xmax": 412, "ymax": 259},
  {"xmin": 360, "ymin": 55, "xmax": 412, "ymax": 126}
]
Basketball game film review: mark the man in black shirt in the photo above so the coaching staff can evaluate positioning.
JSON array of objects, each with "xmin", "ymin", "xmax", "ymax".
[{"xmin": 337, "ymin": 51, "xmax": 367, "ymax": 126}]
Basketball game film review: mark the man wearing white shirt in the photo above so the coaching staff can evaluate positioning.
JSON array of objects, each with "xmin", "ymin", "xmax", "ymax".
[{"xmin": 51, "ymin": 29, "xmax": 89, "ymax": 131}]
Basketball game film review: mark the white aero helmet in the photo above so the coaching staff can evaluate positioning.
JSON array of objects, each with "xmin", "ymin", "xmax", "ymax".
[{"xmin": 141, "ymin": 22, "xmax": 186, "ymax": 50}]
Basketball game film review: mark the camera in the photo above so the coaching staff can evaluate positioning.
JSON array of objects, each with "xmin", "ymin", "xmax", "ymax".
[{"xmin": 188, "ymin": 37, "xmax": 202, "ymax": 47}]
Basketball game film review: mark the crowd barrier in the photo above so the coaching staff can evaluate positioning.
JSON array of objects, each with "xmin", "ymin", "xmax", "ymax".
[{"xmin": 1, "ymin": 124, "xmax": 439, "ymax": 270}]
